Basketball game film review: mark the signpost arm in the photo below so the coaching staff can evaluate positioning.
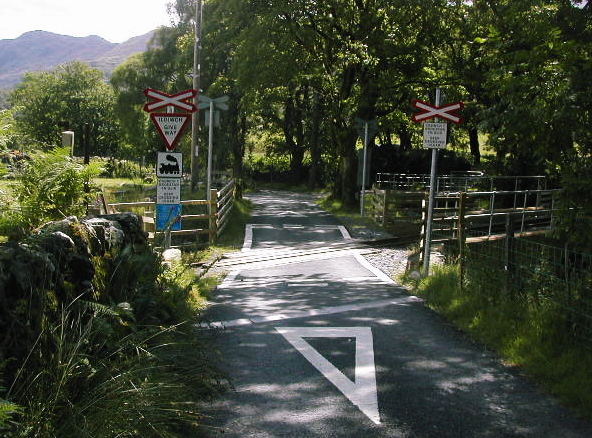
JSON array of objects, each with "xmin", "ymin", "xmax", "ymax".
[{"xmin": 423, "ymin": 87, "xmax": 441, "ymax": 276}]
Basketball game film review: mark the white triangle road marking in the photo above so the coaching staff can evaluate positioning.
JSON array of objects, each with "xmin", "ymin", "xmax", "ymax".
[{"xmin": 275, "ymin": 327, "xmax": 380, "ymax": 424}]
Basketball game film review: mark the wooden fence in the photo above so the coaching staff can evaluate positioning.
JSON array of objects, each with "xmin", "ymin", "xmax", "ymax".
[{"xmin": 106, "ymin": 179, "xmax": 236, "ymax": 247}]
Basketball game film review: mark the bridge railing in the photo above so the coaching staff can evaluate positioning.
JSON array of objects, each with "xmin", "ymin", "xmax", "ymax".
[{"xmin": 375, "ymin": 173, "xmax": 547, "ymax": 192}]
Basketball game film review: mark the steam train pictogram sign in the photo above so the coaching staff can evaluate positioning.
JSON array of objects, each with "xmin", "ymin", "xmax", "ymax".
[{"xmin": 156, "ymin": 152, "xmax": 183, "ymax": 178}]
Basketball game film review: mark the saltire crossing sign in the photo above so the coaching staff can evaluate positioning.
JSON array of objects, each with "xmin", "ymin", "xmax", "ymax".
[{"xmin": 411, "ymin": 100, "xmax": 464, "ymax": 124}]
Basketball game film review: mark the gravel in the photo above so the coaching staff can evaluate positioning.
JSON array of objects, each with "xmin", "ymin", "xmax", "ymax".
[
  {"xmin": 362, "ymin": 247, "xmax": 412, "ymax": 280},
  {"xmin": 343, "ymin": 220, "xmax": 443, "ymax": 281}
]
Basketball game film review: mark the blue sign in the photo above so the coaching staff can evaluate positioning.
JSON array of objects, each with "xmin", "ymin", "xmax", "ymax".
[{"xmin": 156, "ymin": 204, "xmax": 182, "ymax": 231}]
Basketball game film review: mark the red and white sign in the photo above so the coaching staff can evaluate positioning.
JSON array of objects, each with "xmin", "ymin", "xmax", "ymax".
[
  {"xmin": 143, "ymin": 88, "xmax": 197, "ymax": 113},
  {"xmin": 150, "ymin": 113, "xmax": 191, "ymax": 150},
  {"xmin": 411, "ymin": 100, "xmax": 464, "ymax": 124}
]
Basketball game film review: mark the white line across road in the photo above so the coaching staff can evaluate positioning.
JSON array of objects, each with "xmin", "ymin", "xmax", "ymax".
[
  {"xmin": 242, "ymin": 223, "xmax": 351, "ymax": 252},
  {"xmin": 196, "ymin": 295, "xmax": 422, "ymax": 329}
]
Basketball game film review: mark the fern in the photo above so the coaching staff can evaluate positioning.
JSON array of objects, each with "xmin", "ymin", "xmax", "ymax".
[{"xmin": 0, "ymin": 394, "xmax": 22, "ymax": 429}]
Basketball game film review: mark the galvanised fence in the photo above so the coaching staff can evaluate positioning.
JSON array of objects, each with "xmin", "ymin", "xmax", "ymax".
[{"xmin": 461, "ymin": 232, "xmax": 592, "ymax": 346}]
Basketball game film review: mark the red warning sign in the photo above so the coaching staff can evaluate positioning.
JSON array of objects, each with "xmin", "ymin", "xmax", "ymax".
[
  {"xmin": 143, "ymin": 88, "xmax": 197, "ymax": 113},
  {"xmin": 150, "ymin": 113, "xmax": 191, "ymax": 150}
]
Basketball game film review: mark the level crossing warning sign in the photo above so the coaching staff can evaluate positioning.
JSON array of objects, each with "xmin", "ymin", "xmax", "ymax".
[
  {"xmin": 411, "ymin": 100, "xmax": 464, "ymax": 124},
  {"xmin": 150, "ymin": 113, "xmax": 191, "ymax": 151},
  {"xmin": 143, "ymin": 88, "xmax": 197, "ymax": 113}
]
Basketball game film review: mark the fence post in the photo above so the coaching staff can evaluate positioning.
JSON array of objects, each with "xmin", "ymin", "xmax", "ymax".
[
  {"xmin": 382, "ymin": 189, "xmax": 389, "ymax": 226},
  {"xmin": 504, "ymin": 214, "xmax": 515, "ymax": 293},
  {"xmin": 209, "ymin": 188, "xmax": 218, "ymax": 244},
  {"xmin": 458, "ymin": 192, "xmax": 467, "ymax": 292}
]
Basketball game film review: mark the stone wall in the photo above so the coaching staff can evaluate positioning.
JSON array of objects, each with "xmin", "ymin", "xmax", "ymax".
[{"xmin": 0, "ymin": 213, "xmax": 149, "ymax": 366}]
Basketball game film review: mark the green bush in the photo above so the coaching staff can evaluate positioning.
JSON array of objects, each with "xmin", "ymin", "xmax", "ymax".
[
  {"xmin": 99, "ymin": 157, "xmax": 143, "ymax": 179},
  {"xmin": 0, "ymin": 148, "xmax": 102, "ymax": 237},
  {"xmin": 1, "ymin": 219, "xmax": 223, "ymax": 437}
]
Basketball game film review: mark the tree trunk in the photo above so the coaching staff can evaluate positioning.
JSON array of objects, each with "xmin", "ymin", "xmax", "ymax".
[
  {"xmin": 308, "ymin": 92, "xmax": 322, "ymax": 189},
  {"xmin": 469, "ymin": 127, "xmax": 481, "ymax": 166}
]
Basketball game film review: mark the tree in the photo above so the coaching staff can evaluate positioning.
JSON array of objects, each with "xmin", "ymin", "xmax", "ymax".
[{"xmin": 10, "ymin": 62, "xmax": 119, "ymax": 155}]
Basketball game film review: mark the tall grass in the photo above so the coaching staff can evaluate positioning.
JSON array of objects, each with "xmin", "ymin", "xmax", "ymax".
[
  {"xmin": 4, "ymin": 297, "xmax": 221, "ymax": 437},
  {"xmin": 1, "ymin": 231, "xmax": 224, "ymax": 437}
]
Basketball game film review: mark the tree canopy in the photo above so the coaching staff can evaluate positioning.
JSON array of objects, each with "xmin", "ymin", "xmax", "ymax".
[
  {"xmin": 3, "ymin": 0, "xmax": 591, "ymax": 246},
  {"xmin": 10, "ymin": 61, "xmax": 119, "ymax": 155}
]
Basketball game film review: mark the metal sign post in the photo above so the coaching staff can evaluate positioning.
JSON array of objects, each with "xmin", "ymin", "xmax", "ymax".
[
  {"xmin": 411, "ymin": 89, "xmax": 464, "ymax": 276},
  {"xmin": 423, "ymin": 98, "xmax": 440, "ymax": 275},
  {"xmin": 355, "ymin": 118, "xmax": 377, "ymax": 217},
  {"xmin": 198, "ymin": 94, "xmax": 229, "ymax": 199},
  {"xmin": 361, "ymin": 122, "xmax": 369, "ymax": 216}
]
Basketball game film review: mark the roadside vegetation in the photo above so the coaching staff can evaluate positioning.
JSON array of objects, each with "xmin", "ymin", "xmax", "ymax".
[
  {"xmin": 402, "ymin": 263, "xmax": 592, "ymax": 419},
  {"xmin": 0, "ymin": 150, "xmax": 253, "ymax": 437}
]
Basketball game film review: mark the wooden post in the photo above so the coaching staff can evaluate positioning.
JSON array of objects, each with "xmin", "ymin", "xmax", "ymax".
[
  {"xmin": 504, "ymin": 214, "xmax": 515, "ymax": 293},
  {"xmin": 209, "ymin": 188, "xmax": 218, "ymax": 244},
  {"xmin": 382, "ymin": 189, "xmax": 389, "ymax": 226},
  {"xmin": 458, "ymin": 192, "xmax": 467, "ymax": 292}
]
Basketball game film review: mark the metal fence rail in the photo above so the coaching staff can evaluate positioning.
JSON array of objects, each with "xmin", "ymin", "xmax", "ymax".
[
  {"xmin": 462, "ymin": 232, "xmax": 592, "ymax": 345},
  {"xmin": 376, "ymin": 173, "xmax": 547, "ymax": 192},
  {"xmin": 429, "ymin": 189, "xmax": 560, "ymax": 243}
]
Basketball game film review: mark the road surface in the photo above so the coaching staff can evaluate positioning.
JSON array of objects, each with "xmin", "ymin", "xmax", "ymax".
[{"xmin": 197, "ymin": 190, "xmax": 592, "ymax": 437}]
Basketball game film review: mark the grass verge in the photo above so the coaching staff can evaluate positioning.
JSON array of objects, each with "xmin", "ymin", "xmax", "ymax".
[{"xmin": 402, "ymin": 264, "xmax": 592, "ymax": 420}]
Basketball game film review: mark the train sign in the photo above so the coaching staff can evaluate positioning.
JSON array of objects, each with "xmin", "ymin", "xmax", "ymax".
[{"xmin": 156, "ymin": 152, "xmax": 182, "ymax": 178}]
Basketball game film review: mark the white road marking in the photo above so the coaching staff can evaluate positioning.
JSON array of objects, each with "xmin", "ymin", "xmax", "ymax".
[
  {"xmin": 242, "ymin": 223, "xmax": 351, "ymax": 252},
  {"xmin": 276, "ymin": 327, "xmax": 380, "ymax": 424},
  {"xmin": 196, "ymin": 295, "xmax": 422, "ymax": 328},
  {"xmin": 354, "ymin": 253, "xmax": 396, "ymax": 284},
  {"xmin": 242, "ymin": 224, "xmax": 273, "ymax": 251}
]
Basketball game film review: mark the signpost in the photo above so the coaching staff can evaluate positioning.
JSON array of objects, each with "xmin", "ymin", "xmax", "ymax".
[
  {"xmin": 412, "ymin": 89, "xmax": 464, "ymax": 276},
  {"xmin": 355, "ymin": 118, "xmax": 377, "ymax": 216},
  {"xmin": 198, "ymin": 94, "xmax": 229, "ymax": 199},
  {"xmin": 144, "ymin": 88, "xmax": 197, "ymax": 247}
]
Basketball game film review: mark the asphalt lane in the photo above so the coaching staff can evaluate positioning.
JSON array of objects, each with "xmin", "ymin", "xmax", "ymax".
[{"xmin": 198, "ymin": 190, "xmax": 592, "ymax": 437}]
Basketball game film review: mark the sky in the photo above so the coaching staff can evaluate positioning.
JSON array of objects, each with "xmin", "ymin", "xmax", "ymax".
[{"xmin": 0, "ymin": 0, "xmax": 174, "ymax": 43}]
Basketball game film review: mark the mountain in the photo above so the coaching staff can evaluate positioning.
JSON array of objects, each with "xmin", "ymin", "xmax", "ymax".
[{"xmin": 0, "ymin": 30, "xmax": 156, "ymax": 89}]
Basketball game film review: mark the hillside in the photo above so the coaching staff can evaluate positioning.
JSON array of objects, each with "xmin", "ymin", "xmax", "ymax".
[{"xmin": 0, "ymin": 30, "xmax": 155, "ymax": 89}]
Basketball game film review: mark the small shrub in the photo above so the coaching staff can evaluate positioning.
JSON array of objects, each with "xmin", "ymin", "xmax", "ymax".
[{"xmin": 1, "ymin": 147, "xmax": 102, "ymax": 235}]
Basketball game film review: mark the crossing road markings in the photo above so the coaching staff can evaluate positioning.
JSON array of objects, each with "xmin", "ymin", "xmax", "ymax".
[
  {"xmin": 242, "ymin": 224, "xmax": 351, "ymax": 252},
  {"xmin": 276, "ymin": 327, "xmax": 380, "ymax": 425},
  {"xmin": 197, "ymin": 295, "xmax": 423, "ymax": 328}
]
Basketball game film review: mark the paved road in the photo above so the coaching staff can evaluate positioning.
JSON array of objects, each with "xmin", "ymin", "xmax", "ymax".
[{"xmin": 198, "ymin": 190, "xmax": 592, "ymax": 437}]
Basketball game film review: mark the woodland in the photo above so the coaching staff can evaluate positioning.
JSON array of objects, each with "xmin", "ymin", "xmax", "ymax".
[{"xmin": 3, "ymin": 0, "xmax": 591, "ymax": 247}]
